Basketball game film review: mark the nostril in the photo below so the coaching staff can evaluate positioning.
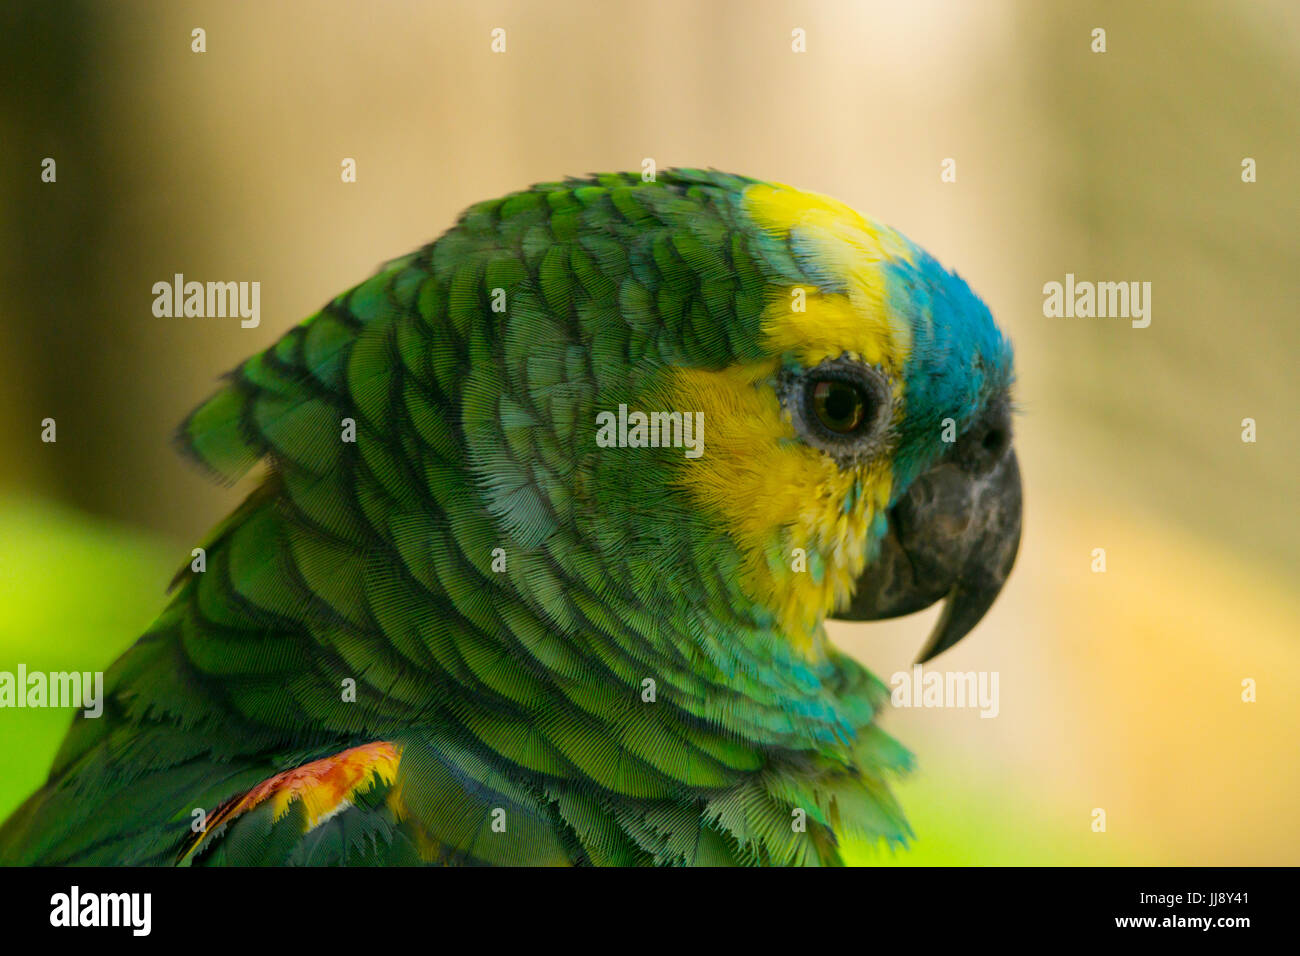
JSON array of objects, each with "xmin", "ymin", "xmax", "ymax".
[{"xmin": 982, "ymin": 427, "xmax": 1008, "ymax": 458}]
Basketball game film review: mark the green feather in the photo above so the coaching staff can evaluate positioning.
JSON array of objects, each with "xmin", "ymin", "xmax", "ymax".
[{"xmin": 0, "ymin": 171, "xmax": 923, "ymax": 866}]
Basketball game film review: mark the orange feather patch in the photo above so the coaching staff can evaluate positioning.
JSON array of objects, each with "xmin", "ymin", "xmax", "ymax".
[{"xmin": 182, "ymin": 741, "xmax": 400, "ymax": 861}]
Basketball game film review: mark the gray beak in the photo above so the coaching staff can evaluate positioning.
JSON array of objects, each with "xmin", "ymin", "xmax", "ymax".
[{"xmin": 834, "ymin": 398, "xmax": 1022, "ymax": 663}]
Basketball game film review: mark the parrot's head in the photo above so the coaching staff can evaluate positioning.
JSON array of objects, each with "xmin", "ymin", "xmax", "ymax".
[{"xmin": 571, "ymin": 174, "xmax": 1020, "ymax": 663}]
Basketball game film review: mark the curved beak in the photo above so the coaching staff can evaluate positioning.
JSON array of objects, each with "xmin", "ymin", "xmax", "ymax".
[{"xmin": 834, "ymin": 400, "xmax": 1022, "ymax": 663}]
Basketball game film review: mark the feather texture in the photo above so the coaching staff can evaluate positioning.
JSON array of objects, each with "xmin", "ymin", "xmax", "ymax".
[{"xmin": 0, "ymin": 170, "xmax": 1015, "ymax": 865}]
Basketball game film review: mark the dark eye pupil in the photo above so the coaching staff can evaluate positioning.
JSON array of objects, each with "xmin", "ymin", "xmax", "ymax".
[{"xmin": 812, "ymin": 380, "xmax": 866, "ymax": 433}]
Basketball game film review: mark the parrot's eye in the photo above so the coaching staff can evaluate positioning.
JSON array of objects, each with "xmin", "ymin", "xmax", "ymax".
[
  {"xmin": 781, "ymin": 356, "xmax": 893, "ymax": 462},
  {"xmin": 810, "ymin": 379, "xmax": 867, "ymax": 434}
]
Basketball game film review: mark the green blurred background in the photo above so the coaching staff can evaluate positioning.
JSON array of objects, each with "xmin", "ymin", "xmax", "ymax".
[{"xmin": 1, "ymin": 0, "xmax": 1296, "ymax": 864}]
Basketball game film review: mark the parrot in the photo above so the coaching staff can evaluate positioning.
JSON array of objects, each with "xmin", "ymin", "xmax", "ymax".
[{"xmin": 0, "ymin": 169, "xmax": 1020, "ymax": 866}]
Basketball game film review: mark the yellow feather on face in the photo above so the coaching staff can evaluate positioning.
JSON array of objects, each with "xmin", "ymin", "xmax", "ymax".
[
  {"xmin": 656, "ymin": 361, "xmax": 892, "ymax": 651},
  {"xmin": 743, "ymin": 182, "xmax": 916, "ymax": 372},
  {"xmin": 650, "ymin": 183, "xmax": 922, "ymax": 650}
]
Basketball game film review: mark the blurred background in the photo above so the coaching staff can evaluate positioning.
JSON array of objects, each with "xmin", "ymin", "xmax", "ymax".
[{"xmin": 1, "ymin": 0, "xmax": 1296, "ymax": 864}]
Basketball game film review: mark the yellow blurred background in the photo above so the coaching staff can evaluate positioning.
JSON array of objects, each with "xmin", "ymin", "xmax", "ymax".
[{"xmin": 1, "ymin": 0, "xmax": 1296, "ymax": 864}]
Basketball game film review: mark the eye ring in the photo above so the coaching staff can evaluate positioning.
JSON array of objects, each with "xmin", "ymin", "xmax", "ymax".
[{"xmin": 781, "ymin": 356, "xmax": 893, "ymax": 462}]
